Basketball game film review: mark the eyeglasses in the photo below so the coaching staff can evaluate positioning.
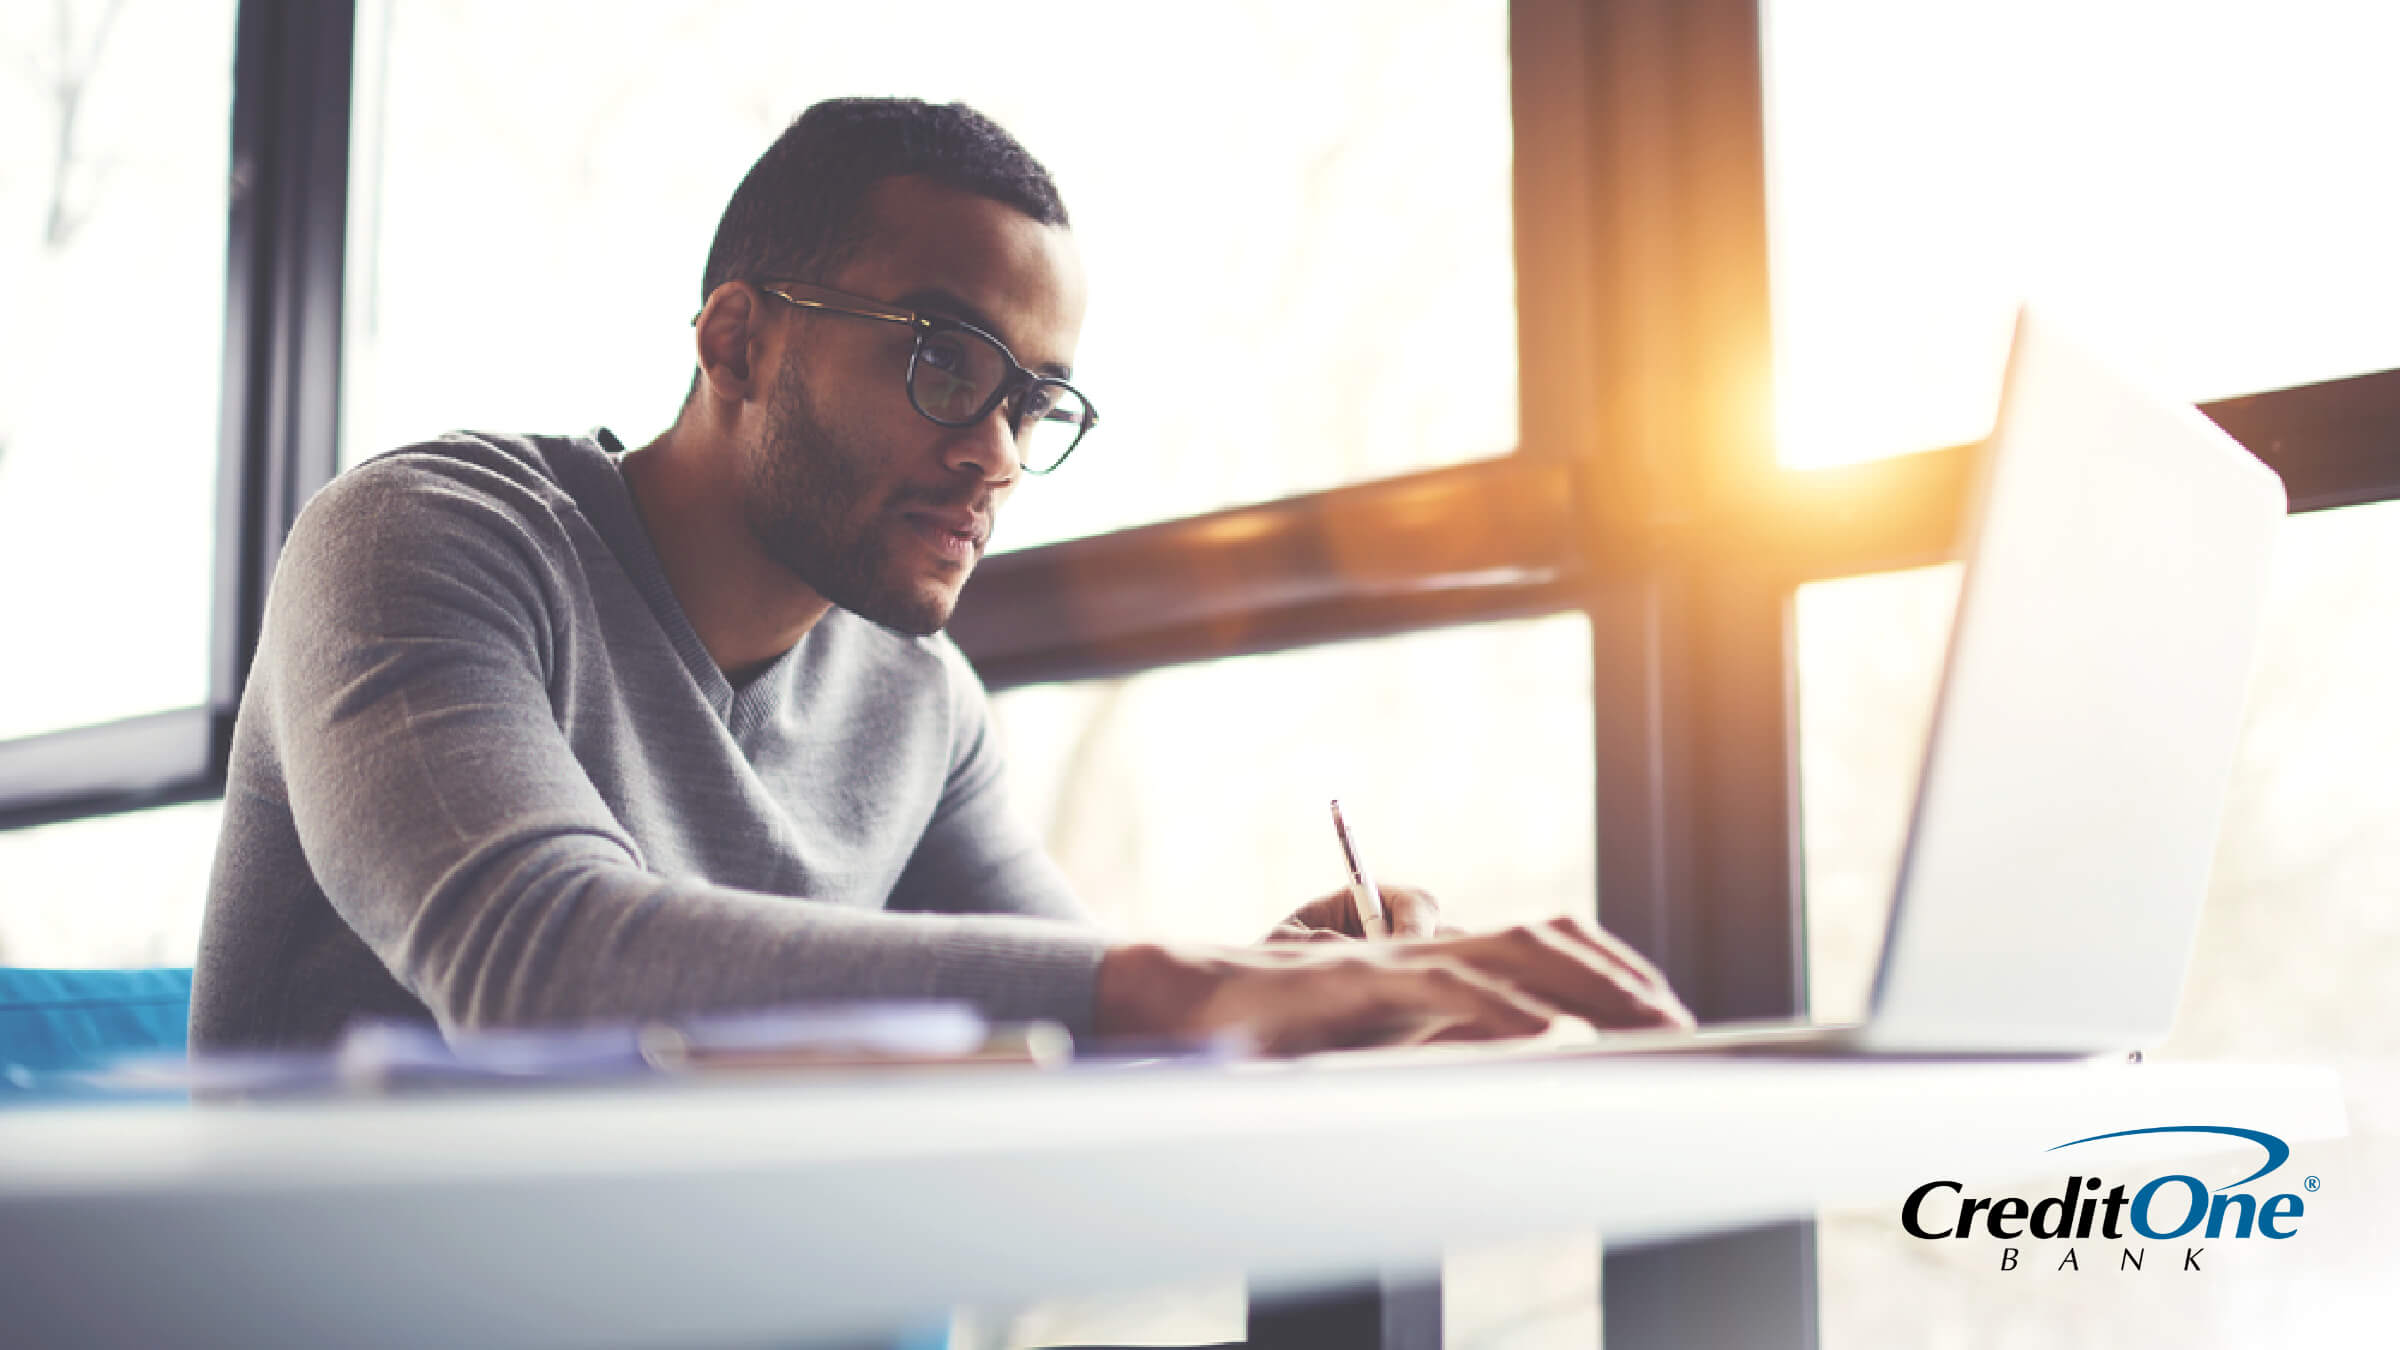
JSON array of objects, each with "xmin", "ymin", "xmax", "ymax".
[{"xmin": 747, "ymin": 279, "xmax": 1098, "ymax": 475}]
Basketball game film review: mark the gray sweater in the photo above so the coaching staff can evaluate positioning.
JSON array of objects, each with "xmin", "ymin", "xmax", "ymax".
[{"xmin": 190, "ymin": 431, "xmax": 1111, "ymax": 1052}]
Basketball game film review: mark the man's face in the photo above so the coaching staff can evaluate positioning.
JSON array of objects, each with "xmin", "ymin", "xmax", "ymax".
[{"xmin": 740, "ymin": 174, "xmax": 1087, "ymax": 636}]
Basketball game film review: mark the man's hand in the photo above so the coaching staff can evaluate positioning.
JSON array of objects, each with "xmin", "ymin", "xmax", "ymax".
[
  {"xmin": 1096, "ymin": 914, "xmax": 1696, "ymax": 1057},
  {"xmin": 1262, "ymin": 884, "xmax": 1455, "ymax": 942}
]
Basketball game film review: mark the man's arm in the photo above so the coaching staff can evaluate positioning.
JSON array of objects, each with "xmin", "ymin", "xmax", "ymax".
[
  {"xmin": 260, "ymin": 460, "xmax": 1108, "ymax": 1034},
  {"xmin": 873, "ymin": 631, "xmax": 1695, "ymax": 1052}
]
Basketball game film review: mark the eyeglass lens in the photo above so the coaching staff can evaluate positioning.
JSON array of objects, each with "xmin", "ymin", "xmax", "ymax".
[{"xmin": 910, "ymin": 328, "xmax": 1090, "ymax": 473}]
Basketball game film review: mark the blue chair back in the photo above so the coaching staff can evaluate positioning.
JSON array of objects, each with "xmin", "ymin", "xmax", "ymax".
[{"xmin": 0, "ymin": 967, "xmax": 193, "ymax": 1076}]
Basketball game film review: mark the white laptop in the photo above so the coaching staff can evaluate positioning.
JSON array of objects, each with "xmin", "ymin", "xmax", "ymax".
[{"xmin": 1320, "ymin": 307, "xmax": 2288, "ymax": 1065}]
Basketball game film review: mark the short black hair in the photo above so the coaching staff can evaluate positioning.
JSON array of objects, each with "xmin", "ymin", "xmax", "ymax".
[{"xmin": 699, "ymin": 97, "xmax": 1069, "ymax": 303}]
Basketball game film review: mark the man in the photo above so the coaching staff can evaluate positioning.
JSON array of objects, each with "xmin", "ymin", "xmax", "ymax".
[{"xmin": 190, "ymin": 98, "xmax": 1692, "ymax": 1057}]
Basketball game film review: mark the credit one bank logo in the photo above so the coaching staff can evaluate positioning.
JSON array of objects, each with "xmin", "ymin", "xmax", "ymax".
[{"xmin": 1900, "ymin": 1126, "xmax": 2312, "ymax": 1272}]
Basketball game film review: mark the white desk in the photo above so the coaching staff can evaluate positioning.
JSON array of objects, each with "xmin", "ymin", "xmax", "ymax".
[{"xmin": 0, "ymin": 1056, "xmax": 2346, "ymax": 1349}]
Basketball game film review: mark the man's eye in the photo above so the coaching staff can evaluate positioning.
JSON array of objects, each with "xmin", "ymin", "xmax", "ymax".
[
  {"xmin": 1016, "ymin": 386, "xmax": 1061, "ymax": 423},
  {"xmin": 918, "ymin": 337, "xmax": 968, "ymax": 373}
]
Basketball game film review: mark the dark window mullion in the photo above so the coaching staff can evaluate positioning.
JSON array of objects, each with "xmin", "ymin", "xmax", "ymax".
[
  {"xmin": 213, "ymin": 0, "xmax": 353, "ymax": 744},
  {"xmin": 1516, "ymin": 0, "xmax": 1791, "ymax": 1009},
  {"xmin": 0, "ymin": 711, "xmax": 216, "ymax": 831},
  {"xmin": 953, "ymin": 454, "xmax": 1586, "ymax": 688},
  {"xmin": 1526, "ymin": 1, "xmax": 1819, "ymax": 1346},
  {"xmin": 1705, "ymin": 363, "xmax": 2400, "ymax": 597},
  {"xmin": 2202, "ymin": 368, "xmax": 2400, "ymax": 512}
]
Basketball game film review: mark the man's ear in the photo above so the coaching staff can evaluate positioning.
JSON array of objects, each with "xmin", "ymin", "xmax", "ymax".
[{"xmin": 692, "ymin": 282, "xmax": 766, "ymax": 406}]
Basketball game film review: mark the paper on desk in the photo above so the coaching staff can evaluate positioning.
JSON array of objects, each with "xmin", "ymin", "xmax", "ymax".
[{"xmin": 72, "ymin": 1001, "xmax": 1060, "ymax": 1099}]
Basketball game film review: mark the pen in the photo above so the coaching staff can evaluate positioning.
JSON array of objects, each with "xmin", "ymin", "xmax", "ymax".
[{"xmin": 1329, "ymin": 799, "xmax": 1388, "ymax": 938}]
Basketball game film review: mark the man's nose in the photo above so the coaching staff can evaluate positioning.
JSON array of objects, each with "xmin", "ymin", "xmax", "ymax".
[{"xmin": 940, "ymin": 400, "xmax": 1022, "ymax": 484}]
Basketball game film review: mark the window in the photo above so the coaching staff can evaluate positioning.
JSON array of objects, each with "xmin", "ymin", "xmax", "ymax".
[
  {"xmin": 0, "ymin": 0, "xmax": 237, "ymax": 740},
  {"xmin": 0, "ymin": 801, "xmax": 223, "ymax": 967},
  {"xmin": 340, "ymin": 0, "xmax": 1517, "ymax": 550},
  {"xmin": 2160, "ymin": 500, "xmax": 2400, "ymax": 1064},
  {"xmin": 995, "ymin": 615, "xmax": 1595, "ymax": 943},
  {"xmin": 1794, "ymin": 562, "xmax": 1958, "ymax": 1025},
  {"xmin": 1765, "ymin": 1, "xmax": 2400, "ymax": 467}
]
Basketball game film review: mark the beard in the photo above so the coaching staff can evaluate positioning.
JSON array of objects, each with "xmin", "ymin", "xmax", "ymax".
[{"xmin": 740, "ymin": 365, "xmax": 970, "ymax": 637}]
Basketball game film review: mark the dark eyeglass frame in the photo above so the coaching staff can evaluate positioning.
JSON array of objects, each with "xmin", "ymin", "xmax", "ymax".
[{"xmin": 737, "ymin": 279, "xmax": 1099, "ymax": 474}]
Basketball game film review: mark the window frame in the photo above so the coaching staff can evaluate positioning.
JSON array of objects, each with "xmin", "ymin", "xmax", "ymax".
[{"xmin": 0, "ymin": 0, "xmax": 352, "ymax": 831}]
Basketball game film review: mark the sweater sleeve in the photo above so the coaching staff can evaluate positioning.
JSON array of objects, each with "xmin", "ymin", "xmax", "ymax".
[{"xmin": 258, "ymin": 460, "xmax": 1111, "ymax": 1036}]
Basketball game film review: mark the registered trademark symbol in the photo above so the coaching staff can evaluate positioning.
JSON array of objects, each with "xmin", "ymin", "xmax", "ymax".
[{"xmin": 2305, "ymin": 1176, "xmax": 2321, "ymax": 1191}]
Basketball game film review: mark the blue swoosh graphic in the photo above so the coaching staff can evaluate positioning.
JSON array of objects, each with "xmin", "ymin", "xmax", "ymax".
[{"xmin": 2048, "ymin": 1125, "xmax": 2290, "ymax": 1192}]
